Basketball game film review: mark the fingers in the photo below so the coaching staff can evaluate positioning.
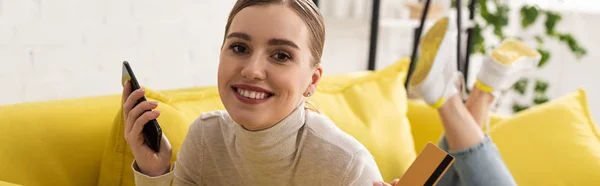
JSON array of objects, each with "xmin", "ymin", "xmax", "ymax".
[
  {"xmin": 390, "ymin": 179, "xmax": 399, "ymax": 186},
  {"xmin": 126, "ymin": 110, "xmax": 161, "ymax": 144},
  {"xmin": 124, "ymin": 88, "xmax": 146, "ymax": 114},
  {"xmin": 373, "ymin": 181, "xmax": 391, "ymax": 186},
  {"xmin": 123, "ymin": 88, "xmax": 146, "ymax": 130},
  {"xmin": 122, "ymin": 80, "xmax": 132, "ymax": 104},
  {"xmin": 125, "ymin": 100, "xmax": 159, "ymax": 133}
]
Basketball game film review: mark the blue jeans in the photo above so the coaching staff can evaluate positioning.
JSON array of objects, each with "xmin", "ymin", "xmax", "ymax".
[{"xmin": 436, "ymin": 135, "xmax": 517, "ymax": 186}]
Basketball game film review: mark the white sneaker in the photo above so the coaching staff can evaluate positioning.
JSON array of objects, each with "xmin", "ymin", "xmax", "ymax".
[
  {"xmin": 476, "ymin": 39, "xmax": 541, "ymax": 94},
  {"xmin": 409, "ymin": 17, "xmax": 458, "ymax": 108}
]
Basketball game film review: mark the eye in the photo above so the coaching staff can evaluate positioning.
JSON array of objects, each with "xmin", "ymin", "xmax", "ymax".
[
  {"xmin": 229, "ymin": 44, "xmax": 249, "ymax": 54},
  {"xmin": 270, "ymin": 51, "xmax": 292, "ymax": 62}
]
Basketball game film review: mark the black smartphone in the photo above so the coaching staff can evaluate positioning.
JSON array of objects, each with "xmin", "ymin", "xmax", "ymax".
[{"xmin": 122, "ymin": 61, "xmax": 162, "ymax": 152}]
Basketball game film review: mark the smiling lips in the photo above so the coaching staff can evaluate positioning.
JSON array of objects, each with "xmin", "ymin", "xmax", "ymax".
[
  {"xmin": 232, "ymin": 84, "xmax": 274, "ymax": 104},
  {"xmin": 237, "ymin": 88, "xmax": 268, "ymax": 99}
]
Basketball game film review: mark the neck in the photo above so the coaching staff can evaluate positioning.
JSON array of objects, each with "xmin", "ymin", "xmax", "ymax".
[
  {"xmin": 234, "ymin": 102, "xmax": 306, "ymax": 164},
  {"xmin": 240, "ymin": 99, "xmax": 307, "ymax": 131}
]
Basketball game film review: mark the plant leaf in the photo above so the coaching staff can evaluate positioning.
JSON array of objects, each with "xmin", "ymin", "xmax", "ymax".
[
  {"xmin": 496, "ymin": 4, "xmax": 510, "ymax": 26},
  {"xmin": 534, "ymin": 79, "xmax": 549, "ymax": 93},
  {"xmin": 512, "ymin": 103, "xmax": 530, "ymax": 113},
  {"xmin": 545, "ymin": 11, "xmax": 562, "ymax": 35},
  {"xmin": 535, "ymin": 35, "xmax": 544, "ymax": 45},
  {"xmin": 533, "ymin": 92, "xmax": 550, "ymax": 105},
  {"xmin": 493, "ymin": 27, "xmax": 505, "ymax": 40},
  {"xmin": 479, "ymin": 0, "xmax": 491, "ymax": 22},
  {"xmin": 556, "ymin": 33, "xmax": 588, "ymax": 59},
  {"xmin": 473, "ymin": 23, "xmax": 486, "ymax": 54},
  {"xmin": 512, "ymin": 78, "xmax": 528, "ymax": 95},
  {"xmin": 492, "ymin": 3, "xmax": 510, "ymax": 40},
  {"xmin": 520, "ymin": 5, "xmax": 540, "ymax": 28},
  {"xmin": 537, "ymin": 48, "xmax": 550, "ymax": 67}
]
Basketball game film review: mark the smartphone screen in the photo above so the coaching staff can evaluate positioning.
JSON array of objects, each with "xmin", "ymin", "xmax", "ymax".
[{"xmin": 122, "ymin": 61, "xmax": 163, "ymax": 152}]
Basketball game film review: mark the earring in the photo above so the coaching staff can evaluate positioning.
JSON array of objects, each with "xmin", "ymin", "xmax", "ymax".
[{"xmin": 306, "ymin": 92, "xmax": 312, "ymax": 97}]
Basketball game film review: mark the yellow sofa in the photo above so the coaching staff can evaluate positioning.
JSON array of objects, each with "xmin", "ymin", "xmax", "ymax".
[{"xmin": 1, "ymin": 59, "xmax": 599, "ymax": 186}]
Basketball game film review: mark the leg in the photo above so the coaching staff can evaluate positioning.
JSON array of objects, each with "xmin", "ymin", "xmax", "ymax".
[
  {"xmin": 438, "ymin": 95, "xmax": 485, "ymax": 150},
  {"xmin": 435, "ymin": 96, "xmax": 517, "ymax": 186},
  {"xmin": 465, "ymin": 87, "xmax": 495, "ymax": 128},
  {"xmin": 435, "ymin": 94, "xmax": 518, "ymax": 186},
  {"xmin": 409, "ymin": 17, "xmax": 536, "ymax": 186}
]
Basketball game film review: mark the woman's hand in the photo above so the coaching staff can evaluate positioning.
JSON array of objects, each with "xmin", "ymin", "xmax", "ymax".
[
  {"xmin": 122, "ymin": 81, "xmax": 173, "ymax": 177},
  {"xmin": 373, "ymin": 179, "xmax": 399, "ymax": 186}
]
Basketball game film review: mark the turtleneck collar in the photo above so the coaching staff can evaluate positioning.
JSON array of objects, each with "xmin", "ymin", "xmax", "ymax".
[{"xmin": 233, "ymin": 102, "xmax": 306, "ymax": 164}]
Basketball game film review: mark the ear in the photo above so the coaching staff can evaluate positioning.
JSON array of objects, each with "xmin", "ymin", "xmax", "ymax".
[{"xmin": 304, "ymin": 64, "xmax": 323, "ymax": 97}]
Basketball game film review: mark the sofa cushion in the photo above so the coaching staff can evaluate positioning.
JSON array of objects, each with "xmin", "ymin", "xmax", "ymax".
[
  {"xmin": 159, "ymin": 86, "xmax": 225, "ymax": 118},
  {"xmin": 489, "ymin": 89, "xmax": 600, "ymax": 185},
  {"xmin": 97, "ymin": 89, "xmax": 194, "ymax": 186},
  {"xmin": 0, "ymin": 95, "xmax": 121, "ymax": 186},
  {"xmin": 308, "ymin": 58, "xmax": 416, "ymax": 182}
]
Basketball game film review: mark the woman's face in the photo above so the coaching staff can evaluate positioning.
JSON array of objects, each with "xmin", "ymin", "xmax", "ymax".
[{"xmin": 218, "ymin": 4, "xmax": 322, "ymax": 131}]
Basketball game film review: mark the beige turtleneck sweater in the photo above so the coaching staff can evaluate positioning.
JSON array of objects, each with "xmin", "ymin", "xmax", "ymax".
[{"xmin": 133, "ymin": 104, "xmax": 383, "ymax": 185}]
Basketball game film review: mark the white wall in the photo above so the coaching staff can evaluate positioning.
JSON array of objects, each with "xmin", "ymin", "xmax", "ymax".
[
  {"xmin": 0, "ymin": 0, "xmax": 402, "ymax": 106},
  {"xmin": 0, "ymin": 0, "xmax": 237, "ymax": 104},
  {"xmin": 0, "ymin": 0, "xmax": 598, "ymax": 122}
]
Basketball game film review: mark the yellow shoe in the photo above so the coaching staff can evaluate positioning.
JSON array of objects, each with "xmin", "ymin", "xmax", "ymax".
[
  {"xmin": 476, "ymin": 39, "xmax": 541, "ymax": 94},
  {"xmin": 409, "ymin": 17, "xmax": 458, "ymax": 108}
]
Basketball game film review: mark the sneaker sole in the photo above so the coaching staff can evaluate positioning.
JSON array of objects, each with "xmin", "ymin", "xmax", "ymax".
[
  {"xmin": 491, "ymin": 39, "xmax": 541, "ymax": 65},
  {"xmin": 410, "ymin": 17, "xmax": 450, "ymax": 86}
]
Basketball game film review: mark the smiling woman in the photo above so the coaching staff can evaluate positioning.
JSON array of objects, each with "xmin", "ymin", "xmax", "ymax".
[
  {"xmin": 121, "ymin": 0, "xmax": 384, "ymax": 185},
  {"xmin": 218, "ymin": 2, "xmax": 321, "ymax": 131}
]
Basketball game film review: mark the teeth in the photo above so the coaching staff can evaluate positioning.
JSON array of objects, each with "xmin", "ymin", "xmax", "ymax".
[
  {"xmin": 236, "ymin": 88, "xmax": 269, "ymax": 99},
  {"xmin": 243, "ymin": 90, "xmax": 250, "ymax": 98}
]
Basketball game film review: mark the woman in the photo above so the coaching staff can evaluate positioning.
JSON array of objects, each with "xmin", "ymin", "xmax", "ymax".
[
  {"xmin": 123, "ymin": 0, "xmax": 536, "ymax": 185},
  {"xmin": 124, "ymin": 0, "xmax": 380, "ymax": 185}
]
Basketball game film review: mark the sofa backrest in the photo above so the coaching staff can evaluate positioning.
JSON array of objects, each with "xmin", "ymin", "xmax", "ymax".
[{"xmin": 0, "ymin": 95, "xmax": 122, "ymax": 185}]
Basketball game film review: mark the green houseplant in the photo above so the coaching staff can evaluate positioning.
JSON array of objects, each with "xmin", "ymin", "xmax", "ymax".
[{"xmin": 453, "ymin": 0, "xmax": 587, "ymax": 113}]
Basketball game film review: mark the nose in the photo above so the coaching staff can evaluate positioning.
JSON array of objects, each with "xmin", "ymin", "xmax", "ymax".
[{"xmin": 240, "ymin": 55, "xmax": 266, "ymax": 81}]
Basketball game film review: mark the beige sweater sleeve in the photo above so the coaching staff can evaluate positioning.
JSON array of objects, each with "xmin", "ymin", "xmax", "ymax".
[
  {"xmin": 342, "ymin": 150, "xmax": 384, "ymax": 186},
  {"xmin": 133, "ymin": 118, "xmax": 204, "ymax": 186}
]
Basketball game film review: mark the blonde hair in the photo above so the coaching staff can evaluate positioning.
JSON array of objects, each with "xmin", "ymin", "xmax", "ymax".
[{"xmin": 222, "ymin": 0, "xmax": 326, "ymax": 66}]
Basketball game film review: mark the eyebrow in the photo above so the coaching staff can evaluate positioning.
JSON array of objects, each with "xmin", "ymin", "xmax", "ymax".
[
  {"xmin": 227, "ymin": 32, "xmax": 300, "ymax": 49},
  {"xmin": 268, "ymin": 39, "xmax": 299, "ymax": 49},
  {"xmin": 226, "ymin": 32, "xmax": 251, "ymax": 41}
]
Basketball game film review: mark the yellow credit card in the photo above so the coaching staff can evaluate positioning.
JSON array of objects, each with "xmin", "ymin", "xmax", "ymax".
[{"xmin": 397, "ymin": 142, "xmax": 455, "ymax": 186}]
